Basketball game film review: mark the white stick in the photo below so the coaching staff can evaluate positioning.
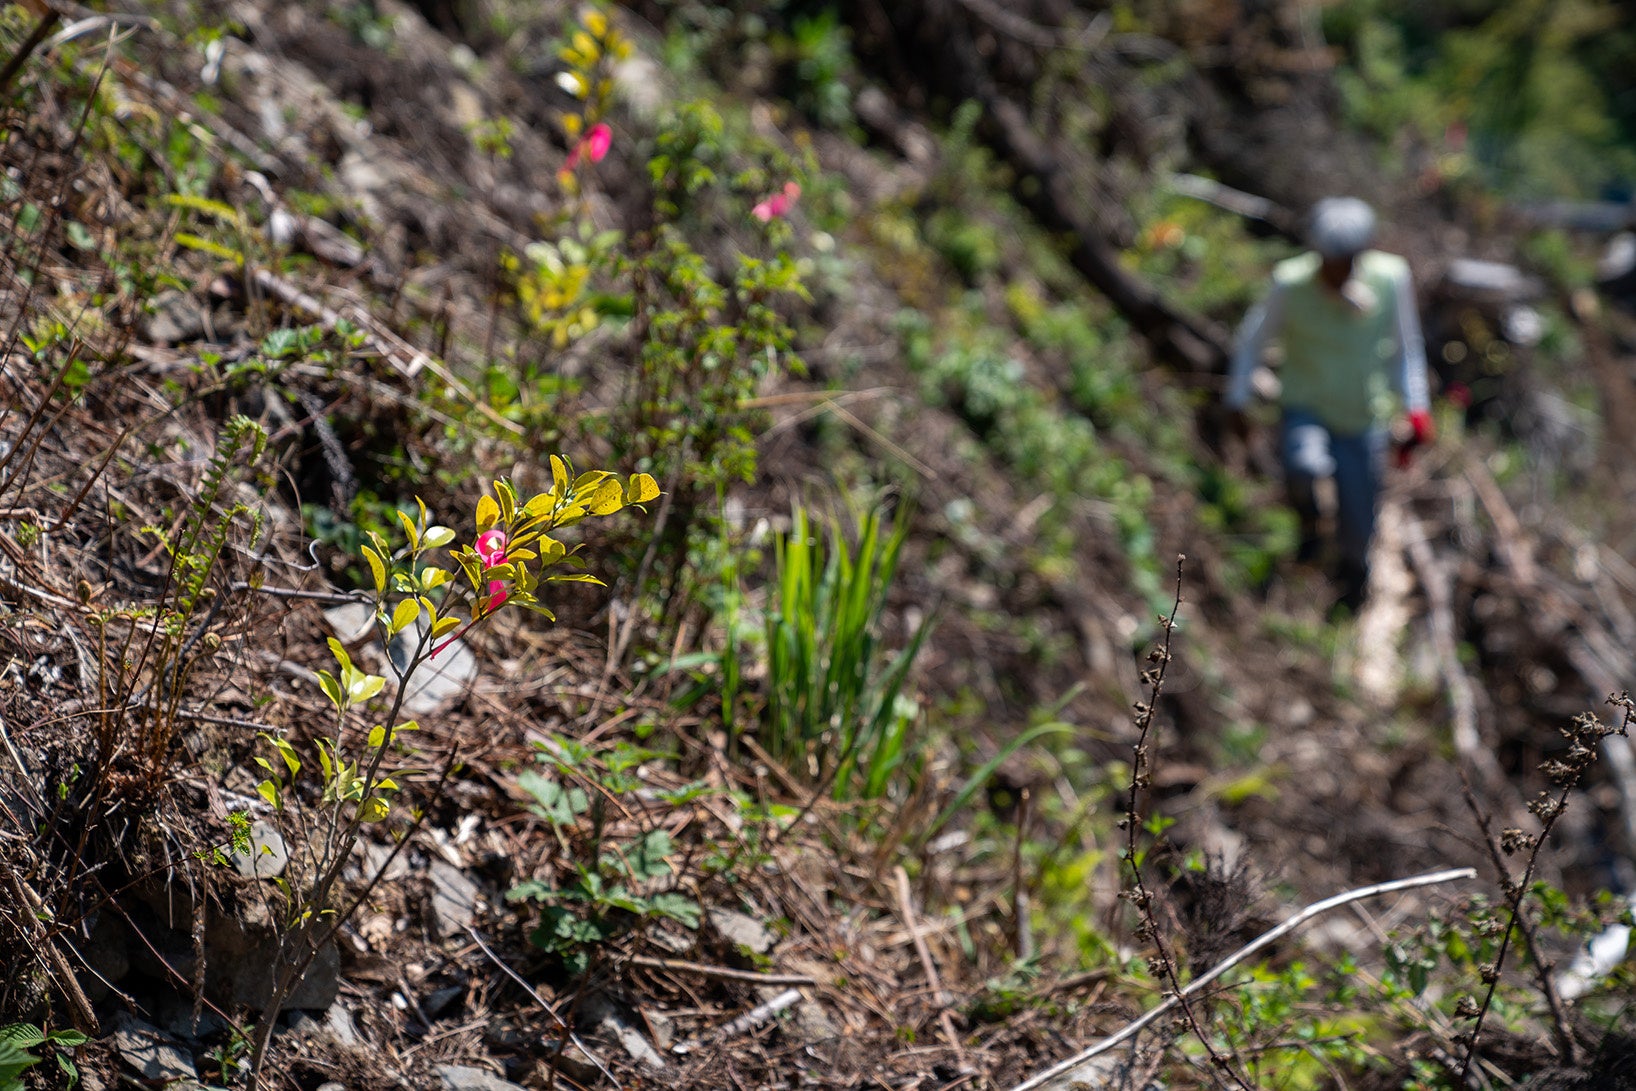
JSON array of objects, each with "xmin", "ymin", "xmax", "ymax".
[
  {"xmin": 1006, "ymin": 867, "xmax": 1478, "ymax": 1091},
  {"xmin": 672, "ymin": 988, "xmax": 804, "ymax": 1054}
]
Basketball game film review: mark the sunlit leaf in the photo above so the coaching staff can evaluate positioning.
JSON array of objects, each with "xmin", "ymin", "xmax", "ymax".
[
  {"xmin": 391, "ymin": 597, "xmax": 421, "ymax": 635},
  {"xmin": 361, "ymin": 544, "xmax": 387, "ymax": 594}
]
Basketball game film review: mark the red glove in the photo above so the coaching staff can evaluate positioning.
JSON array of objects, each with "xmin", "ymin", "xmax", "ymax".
[{"xmin": 1394, "ymin": 409, "xmax": 1434, "ymax": 468}]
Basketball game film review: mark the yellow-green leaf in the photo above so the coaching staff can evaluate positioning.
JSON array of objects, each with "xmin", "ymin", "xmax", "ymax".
[
  {"xmin": 273, "ymin": 737, "xmax": 301, "ymax": 778},
  {"xmin": 391, "ymin": 597, "xmax": 421, "ymax": 635},
  {"xmin": 326, "ymin": 637, "xmax": 353, "ymax": 672},
  {"xmin": 349, "ymin": 672, "xmax": 387, "ymax": 704},
  {"xmin": 550, "ymin": 455, "xmax": 570, "ymax": 498},
  {"xmin": 420, "ymin": 566, "xmax": 451, "ymax": 590},
  {"xmin": 164, "ymin": 192, "xmax": 240, "ymax": 222},
  {"xmin": 422, "ymin": 525, "xmax": 455, "ymax": 549},
  {"xmin": 257, "ymin": 779, "xmax": 280, "ymax": 808},
  {"xmin": 396, "ymin": 509, "xmax": 420, "ymax": 550},
  {"xmin": 357, "ymin": 797, "xmax": 390, "ymax": 823},
  {"xmin": 625, "ymin": 473, "xmax": 660, "ymax": 504},
  {"xmin": 316, "ymin": 669, "xmax": 343, "ymax": 711},
  {"xmin": 586, "ymin": 478, "xmax": 624, "ymax": 515},
  {"xmin": 368, "ymin": 724, "xmax": 387, "ymax": 748},
  {"xmin": 362, "ymin": 545, "xmax": 387, "ymax": 594},
  {"xmin": 430, "ymin": 615, "xmax": 462, "ymax": 639},
  {"xmin": 475, "ymin": 494, "xmax": 500, "ymax": 530},
  {"xmin": 173, "ymin": 232, "xmax": 242, "ymax": 261}
]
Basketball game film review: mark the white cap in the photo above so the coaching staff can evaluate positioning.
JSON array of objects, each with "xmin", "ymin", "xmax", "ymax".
[{"xmin": 1309, "ymin": 197, "xmax": 1376, "ymax": 259}]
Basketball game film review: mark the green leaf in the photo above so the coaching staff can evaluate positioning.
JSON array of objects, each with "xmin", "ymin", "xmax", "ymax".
[
  {"xmin": 256, "ymin": 779, "xmax": 280, "ymax": 808},
  {"xmin": 625, "ymin": 472, "xmax": 660, "ymax": 504},
  {"xmin": 316, "ymin": 669, "xmax": 343, "ymax": 710},
  {"xmin": 347, "ymin": 669, "xmax": 387, "ymax": 704},
  {"xmin": 361, "ymin": 545, "xmax": 387, "ymax": 594},
  {"xmin": 585, "ymin": 478, "xmax": 624, "ymax": 515},
  {"xmin": 164, "ymin": 192, "xmax": 241, "ymax": 222},
  {"xmin": 173, "ymin": 232, "xmax": 242, "ymax": 261},
  {"xmin": 422, "ymin": 525, "xmax": 455, "ymax": 549},
  {"xmin": 390, "ymin": 597, "xmax": 421, "ymax": 635},
  {"xmin": 326, "ymin": 637, "xmax": 354, "ymax": 673},
  {"xmin": 648, "ymin": 892, "xmax": 703, "ymax": 928},
  {"xmin": 396, "ymin": 508, "xmax": 420, "ymax": 551},
  {"xmin": 357, "ymin": 797, "xmax": 390, "ymax": 823},
  {"xmin": 272, "ymin": 737, "xmax": 301, "ymax": 778}
]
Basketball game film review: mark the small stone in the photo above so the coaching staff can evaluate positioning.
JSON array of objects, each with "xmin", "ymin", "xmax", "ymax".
[
  {"xmin": 323, "ymin": 602, "xmax": 376, "ymax": 644},
  {"xmin": 433, "ymin": 1064, "xmax": 527, "ymax": 1091},
  {"xmin": 427, "ymin": 859, "xmax": 482, "ymax": 937},
  {"xmin": 391, "ymin": 628, "xmax": 477, "ymax": 716},
  {"xmin": 231, "ymin": 820, "xmax": 289, "ymax": 880},
  {"xmin": 110, "ymin": 1012, "xmax": 197, "ymax": 1082},
  {"xmin": 582, "ymin": 995, "xmax": 665, "ymax": 1071},
  {"xmin": 708, "ymin": 908, "xmax": 776, "ymax": 956}
]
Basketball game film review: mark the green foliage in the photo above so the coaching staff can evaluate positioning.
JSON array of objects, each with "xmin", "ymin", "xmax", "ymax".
[
  {"xmin": 508, "ymin": 737, "xmax": 702, "ymax": 974},
  {"xmin": 898, "ymin": 308, "xmax": 1166, "ymax": 607},
  {"xmin": 0, "ymin": 1023, "xmax": 87, "ymax": 1091},
  {"xmin": 1325, "ymin": 0, "xmax": 1636, "ymax": 197},
  {"xmin": 739, "ymin": 505, "xmax": 930, "ymax": 802}
]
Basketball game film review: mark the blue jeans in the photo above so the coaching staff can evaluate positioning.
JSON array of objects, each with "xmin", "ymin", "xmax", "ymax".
[{"xmin": 1280, "ymin": 407, "xmax": 1386, "ymax": 570}]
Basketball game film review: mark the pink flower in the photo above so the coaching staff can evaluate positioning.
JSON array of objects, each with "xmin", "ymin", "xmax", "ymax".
[
  {"xmin": 584, "ymin": 123, "xmax": 611, "ymax": 163},
  {"xmin": 474, "ymin": 529, "xmax": 511, "ymax": 616},
  {"xmin": 482, "ymin": 579, "xmax": 508, "ymax": 614},
  {"xmin": 475, "ymin": 529, "xmax": 509, "ymax": 567},
  {"xmin": 752, "ymin": 181, "xmax": 800, "ymax": 222},
  {"xmin": 564, "ymin": 123, "xmax": 613, "ymax": 173}
]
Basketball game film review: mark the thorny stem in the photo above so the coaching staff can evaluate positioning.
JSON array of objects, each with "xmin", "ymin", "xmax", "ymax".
[
  {"xmin": 1121, "ymin": 556, "xmax": 1255, "ymax": 1090},
  {"xmin": 1457, "ymin": 692, "xmax": 1634, "ymax": 1080}
]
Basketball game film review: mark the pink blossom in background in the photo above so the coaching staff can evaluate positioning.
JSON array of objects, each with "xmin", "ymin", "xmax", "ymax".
[
  {"xmin": 584, "ymin": 123, "xmax": 612, "ymax": 163},
  {"xmin": 752, "ymin": 181, "xmax": 800, "ymax": 222},
  {"xmin": 564, "ymin": 123, "xmax": 613, "ymax": 173}
]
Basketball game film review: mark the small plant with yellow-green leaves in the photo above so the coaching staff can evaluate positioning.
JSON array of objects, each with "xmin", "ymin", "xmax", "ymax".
[{"xmin": 242, "ymin": 459, "xmax": 658, "ymax": 1088}]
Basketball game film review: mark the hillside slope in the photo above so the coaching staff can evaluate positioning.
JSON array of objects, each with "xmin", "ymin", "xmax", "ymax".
[{"xmin": 1, "ymin": 2, "xmax": 1635, "ymax": 1089}]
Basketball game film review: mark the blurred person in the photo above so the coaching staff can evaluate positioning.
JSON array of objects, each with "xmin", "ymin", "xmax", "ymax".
[{"xmin": 1224, "ymin": 197, "xmax": 1433, "ymax": 612}]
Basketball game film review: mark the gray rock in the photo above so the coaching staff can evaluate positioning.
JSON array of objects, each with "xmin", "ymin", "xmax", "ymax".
[
  {"xmin": 433, "ymin": 1064, "xmax": 527, "ymax": 1091},
  {"xmin": 287, "ymin": 1000, "xmax": 358, "ymax": 1048},
  {"xmin": 390, "ymin": 627, "xmax": 477, "ymax": 715},
  {"xmin": 231, "ymin": 820, "xmax": 289, "ymax": 880},
  {"xmin": 110, "ymin": 1012, "xmax": 197, "ymax": 1082},
  {"xmin": 427, "ymin": 859, "xmax": 482, "ymax": 937},
  {"xmin": 582, "ymin": 996, "xmax": 666, "ymax": 1071},
  {"xmin": 322, "ymin": 602, "xmax": 376, "ymax": 644},
  {"xmin": 709, "ymin": 908, "xmax": 776, "ymax": 956},
  {"xmin": 143, "ymin": 291, "xmax": 208, "ymax": 344}
]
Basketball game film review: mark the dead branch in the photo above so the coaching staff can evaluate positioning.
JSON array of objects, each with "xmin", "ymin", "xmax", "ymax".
[
  {"xmin": 625, "ymin": 955, "xmax": 816, "ymax": 988},
  {"xmin": 1400, "ymin": 511, "xmax": 1502, "ymax": 790},
  {"xmin": 671, "ymin": 987, "xmax": 804, "ymax": 1054}
]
